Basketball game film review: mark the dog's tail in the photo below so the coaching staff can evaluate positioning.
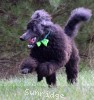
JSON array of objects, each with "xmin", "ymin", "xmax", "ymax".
[{"xmin": 64, "ymin": 7, "xmax": 92, "ymax": 38}]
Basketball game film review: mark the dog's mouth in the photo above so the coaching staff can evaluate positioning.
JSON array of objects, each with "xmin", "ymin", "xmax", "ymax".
[{"xmin": 27, "ymin": 37, "xmax": 37, "ymax": 48}]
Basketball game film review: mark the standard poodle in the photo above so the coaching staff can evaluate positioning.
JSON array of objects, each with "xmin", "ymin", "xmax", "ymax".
[{"xmin": 20, "ymin": 7, "xmax": 92, "ymax": 86}]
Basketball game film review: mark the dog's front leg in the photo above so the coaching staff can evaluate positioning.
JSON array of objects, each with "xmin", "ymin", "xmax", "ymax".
[{"xmin": 20, "ymin": 57, "xmax": 38, "ymax": 74}]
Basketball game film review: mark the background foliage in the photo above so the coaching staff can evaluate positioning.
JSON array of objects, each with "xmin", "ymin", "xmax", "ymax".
[{"xmin": 0, "ymin": 0, "xmax": 94, "ymax": 77}]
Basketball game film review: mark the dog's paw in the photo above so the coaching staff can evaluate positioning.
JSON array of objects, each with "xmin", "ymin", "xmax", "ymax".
[{"xmin": 67, "ymin": 78, "xmax": 77, "ymax": 84}]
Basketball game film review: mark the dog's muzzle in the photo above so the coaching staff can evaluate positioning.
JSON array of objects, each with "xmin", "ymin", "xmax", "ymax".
[{"xmin": 20, "ymin": 30, "xmax": 37, "ymax": 48}]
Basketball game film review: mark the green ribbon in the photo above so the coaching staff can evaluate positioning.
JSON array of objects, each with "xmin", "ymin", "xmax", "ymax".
[
  {"xmin": 36, "ymin": 31, "xmax": 50, "ymax": 47},
  {"xmin": 36, "ymin": 39, "xmax": 49, "ymax": 47}
]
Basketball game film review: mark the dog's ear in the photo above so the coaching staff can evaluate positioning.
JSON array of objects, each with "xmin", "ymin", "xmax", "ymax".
[
  {"xmin": 37, "ymin": 24, "xmax": 44, "ymax": 35},
  {"xmin": 41, "ymin": 20, "xmax": 53, "ymax": 27},
  {"xmin": 37, "ymin": 21, "xmax": 53, "ymax": 35}
]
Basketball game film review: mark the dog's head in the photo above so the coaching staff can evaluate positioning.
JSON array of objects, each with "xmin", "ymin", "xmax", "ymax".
[{"xmin": 20, "ymin": 9, "xmax": 53, "ymax": 48}]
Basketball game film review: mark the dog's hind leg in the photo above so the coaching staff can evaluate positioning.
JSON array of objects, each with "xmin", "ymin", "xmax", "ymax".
[
  {"xmin": 65, "ymin": 46, "xmax": 80, "ymax": 84},
  {"xmin": 45, "ymin": 72, "xmax": 56, "ymax": 87}
]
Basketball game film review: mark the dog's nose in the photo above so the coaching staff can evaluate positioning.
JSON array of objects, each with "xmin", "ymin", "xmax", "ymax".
[{"xmin": 20, "ymin": 36, "xmax": 25, "ymax": 41}]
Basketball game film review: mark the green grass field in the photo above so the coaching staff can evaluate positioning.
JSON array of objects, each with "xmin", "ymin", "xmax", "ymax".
[{"xmin": 0, "ymin": 69, "xmax": 94, "ymax": 100}]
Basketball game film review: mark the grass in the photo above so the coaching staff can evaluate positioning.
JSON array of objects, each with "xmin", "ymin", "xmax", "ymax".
[{"xmin": 0, "ymin": 69, "xmax": 94, "ymax": 100}]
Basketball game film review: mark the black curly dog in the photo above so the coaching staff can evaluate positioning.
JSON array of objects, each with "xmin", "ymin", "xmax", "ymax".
[{"xmin": 20, "ymin": 7, "xmax": 92, "ymax": 87}]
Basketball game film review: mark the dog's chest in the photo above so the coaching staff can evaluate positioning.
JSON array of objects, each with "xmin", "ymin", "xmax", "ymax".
[{"xmin": 30, "ymin": 41, "xmax": 63, "ymax": 62}]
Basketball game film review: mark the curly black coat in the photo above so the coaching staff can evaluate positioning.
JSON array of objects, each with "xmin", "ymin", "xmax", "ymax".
[{"xmin": 20, "ymin": 7, "xmax": 92, "ymax": 86}]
